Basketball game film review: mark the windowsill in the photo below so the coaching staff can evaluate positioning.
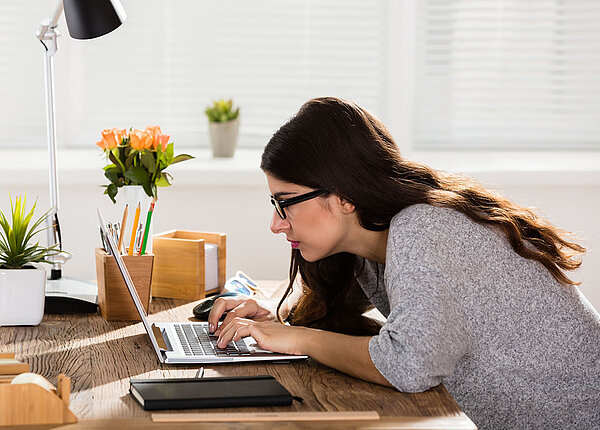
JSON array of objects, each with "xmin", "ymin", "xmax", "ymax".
[
  {"xmin": 3, "ymin": 148, "xmax": 266, "ymax": 187},
  {"xmin": 3, "ymin": 148, "xmax": 600, "ymax": 187},
  {"xmin": 409, "ymin": 150, "xmax": 600, "ymax": 186}
]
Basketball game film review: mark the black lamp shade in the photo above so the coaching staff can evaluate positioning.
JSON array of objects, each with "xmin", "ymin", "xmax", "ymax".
[{"xmin": 63, "ymin": 0, "xmax": 127, "ymax": 40}]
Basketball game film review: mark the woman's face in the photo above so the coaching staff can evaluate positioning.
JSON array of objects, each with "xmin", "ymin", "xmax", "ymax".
[{"xmin": 266, "ymin": 174, "xmax": 351, "ymax": 262}]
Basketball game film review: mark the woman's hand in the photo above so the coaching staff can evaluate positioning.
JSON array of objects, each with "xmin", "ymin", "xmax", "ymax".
[
  {"xmin": 216, "ymin": 318, "xmax": 307, "ymax": 356},
  {"xmin": 213, "ymin": 314, "xmax": 393, "ymax": 387},
  {"xmin": 208, "ymin": 296, "xmax": 278, "ymax": 335}
]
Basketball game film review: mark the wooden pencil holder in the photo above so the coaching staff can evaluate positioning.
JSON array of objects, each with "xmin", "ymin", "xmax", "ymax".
[
  {"xmin": 152, "ymin": 230, "xmax": 226, "ymax": 300},
  {"xmin": 95, "ymin": 248, "xmax": 154, "ymax": 321},
  {"xmin": 0, "ymin": 354, "xmax": 77, "ymax": 426}
]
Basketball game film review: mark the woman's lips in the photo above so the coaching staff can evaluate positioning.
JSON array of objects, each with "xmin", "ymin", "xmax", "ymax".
[{"xmin": 287, "ymin": 239, "xmax": 301, "ymax": 249}]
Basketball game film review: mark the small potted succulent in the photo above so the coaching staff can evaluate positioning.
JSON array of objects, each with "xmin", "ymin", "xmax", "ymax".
[
  {"xmin": 205, "ymin": 99, "xmax": 240, "ymax": 158},
  {"xmin": 0, "ymin": 195, "xmax": 62, "ymax": 326}
]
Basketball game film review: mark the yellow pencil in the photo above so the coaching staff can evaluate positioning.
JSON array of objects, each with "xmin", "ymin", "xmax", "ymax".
[
  {"xmin": 128, "ymin": 202, "xmax": 141, "ymax": 256},
  {"xmin": 117, "ymin": 204, "xmax": 128, "ymax": 255}
]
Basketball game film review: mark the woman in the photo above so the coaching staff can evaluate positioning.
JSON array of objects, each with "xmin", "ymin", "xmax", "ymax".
[{"xmin": 208, "ymin": 97, "xmax": 600, "ymax": 429}]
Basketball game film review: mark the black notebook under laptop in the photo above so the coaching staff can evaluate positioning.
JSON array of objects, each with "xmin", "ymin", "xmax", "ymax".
[{"xmin": 129, "ymin": 375, "xmax": 293, "ymax": 410}]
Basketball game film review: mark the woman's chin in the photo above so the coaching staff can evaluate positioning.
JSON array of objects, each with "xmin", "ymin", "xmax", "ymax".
[{"xmin": 299, "ymin": 248, "xmax": 329, "ymax": 263}]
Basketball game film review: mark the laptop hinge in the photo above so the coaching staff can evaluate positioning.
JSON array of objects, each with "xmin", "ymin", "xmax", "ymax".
[{"xmin": 151, "ymin": 324, "xmax": 168, "ymax": 351}]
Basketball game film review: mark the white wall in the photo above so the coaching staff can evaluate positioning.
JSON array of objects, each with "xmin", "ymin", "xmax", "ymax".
[
  {"xmin": 479, "ymin": 183, "xmax": 599, "ymax": 311},
  {"xmin": 1, "ymin": 149, "xmax": 598, "ymax": 312}
]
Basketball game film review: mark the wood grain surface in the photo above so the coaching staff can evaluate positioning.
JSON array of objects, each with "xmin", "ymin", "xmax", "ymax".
[{"xmin": 0, "ymin": 281, "xmax": 476, "ymax": 429}]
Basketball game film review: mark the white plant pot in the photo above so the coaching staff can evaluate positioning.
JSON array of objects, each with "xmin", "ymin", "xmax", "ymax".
[
  {"xmin": 209, "ymin": 118, "xmax": 239, "ymax": 158},
  {"xmin": 0, "ymin": 267, "xmax": 46, "ymax": 326},
  {"xmin": 114, "ymin": 185, "xmax": 154, "ymax": 254}
]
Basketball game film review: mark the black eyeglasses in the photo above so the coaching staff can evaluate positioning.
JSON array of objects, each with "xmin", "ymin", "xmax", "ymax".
[{"xmin": 270, "ymin": 189, "xmax": 328, "ymax": 220}]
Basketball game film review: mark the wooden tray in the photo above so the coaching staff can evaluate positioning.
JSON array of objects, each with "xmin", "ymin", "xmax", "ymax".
[{"xmin": 0, "ymin": 354, "xmax": 77, "ymax": 426}]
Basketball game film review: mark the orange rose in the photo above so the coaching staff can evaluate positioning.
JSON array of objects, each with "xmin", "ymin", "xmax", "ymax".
[
  {"xmin": 145, "ymin": 125, "xmax": 162, "ymax": 136},
  {"xmin": 114, "ymin": 128, "xmax": 127, "ymax": 144},
  {"xmin": 145, "ymin": 126, "xmax": 168, "ymax": 151},
  {"xmin": 129, "ymin": 129, "xmax": 153, "ymax": 150},
  {"xmin": 96, "ymin": 129, "xmax": 120, "ymax": 150},
  {"xmin": 155, "ymin": 133, "xmax": 170, "ymax": 151}
]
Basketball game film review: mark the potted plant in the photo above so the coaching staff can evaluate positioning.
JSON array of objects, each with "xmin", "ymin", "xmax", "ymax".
[
  {"xmin": 205, "ymin": 99, "xmax": 240, "ymax": 158},
  {"xmin": 96, "ymin": 126, "xmax": 194, "ymax": 255},
  {"xmin": 0, "ymin": 195, "xmax": 61, "ymax": 326},
  {"xmin": 96, "ymin": 126, "xmax": 194, "ymax": 203}
]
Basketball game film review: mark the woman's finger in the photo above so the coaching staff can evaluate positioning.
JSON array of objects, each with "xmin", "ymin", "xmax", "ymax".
[
  {"xmin": 214, "ymin": 300, "xmax": 258, "ymax": 336},
  {"xmin": 207, "ymin": 297, "xmax": 247, "ymax": 332},
  {"xmin": 217, "ymin": 317, "xmax": 250, "ymax": 348}
]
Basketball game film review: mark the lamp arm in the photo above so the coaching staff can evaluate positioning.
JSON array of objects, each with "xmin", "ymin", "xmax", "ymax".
[
  {"xmin": 49, "ymin": 1, "xmax": 64, "ymax": 28},
  {"xmin": 37, "ymin": 0, "xmax": 69, "ymax": 280},
  {"xmin": 36, "ymin": 1, "xmax": 63, "ymax": 43}
]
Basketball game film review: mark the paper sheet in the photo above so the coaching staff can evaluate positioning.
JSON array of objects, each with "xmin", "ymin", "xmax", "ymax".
[{"xmin": 204, "ymin": 244, "xmax": 218, "ymax": 293}]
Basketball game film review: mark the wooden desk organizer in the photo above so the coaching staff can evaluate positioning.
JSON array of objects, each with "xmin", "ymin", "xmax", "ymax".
[
  {"xmin": 0, "ymin": 354, "xmax": 77, "ymax": 426},
  {"xmin": 95, "ymin": 248, "xmax": 154, "ymax": 321},
  {"xmin": 152, "ymin": 230, "xmax": 226, "ymax": 300}
]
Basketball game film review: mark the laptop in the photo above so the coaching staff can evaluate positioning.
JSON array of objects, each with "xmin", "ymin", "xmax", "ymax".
[{"xmin": 97, "ymin": 207, "xmax": 308, "ymax": 364}]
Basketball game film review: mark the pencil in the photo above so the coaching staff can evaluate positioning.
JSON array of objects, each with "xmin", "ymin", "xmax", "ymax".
[
  {"xmin": 117, "ymin": 204, "xmax": 128, "ymax": 255},
  {"xmin": 140, "ymin": 199, "xmax": 156, "ymax": 255},
  {"xmin": 128, "ymin": 202, "xmax": 141, "ymax": 256}
]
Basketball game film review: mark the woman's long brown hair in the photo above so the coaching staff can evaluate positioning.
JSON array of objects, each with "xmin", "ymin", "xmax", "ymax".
[{"xmin": 260, "ymin": 97, "xmax": 585, "ymax": 336}]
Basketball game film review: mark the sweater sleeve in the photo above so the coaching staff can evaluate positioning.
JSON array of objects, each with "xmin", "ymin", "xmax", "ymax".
[{"xmin": 368, "ymin": 265, "xmax": 470, "ymax": 392}]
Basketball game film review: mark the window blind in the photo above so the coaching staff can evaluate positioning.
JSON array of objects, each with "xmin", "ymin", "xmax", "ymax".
[
  {"xmin": 0, "ymin": 0, "xmax": 390, "ymax": 149},
  {"xmin": 415, "ymin": 0, "xmax": 600, "ymax": 150},
  {"xmin": 0, "ymin": 1, "xmax": 48, "ymax": 148}
]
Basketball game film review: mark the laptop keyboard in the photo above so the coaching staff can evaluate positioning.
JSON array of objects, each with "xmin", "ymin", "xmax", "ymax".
[{"xmin": 174, "ymin": 324, "xmax": 251, "ymax": 357}]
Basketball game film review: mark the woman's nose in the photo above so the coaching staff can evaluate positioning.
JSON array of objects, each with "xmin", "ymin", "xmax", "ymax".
[{"xmin": 270, "ymin": 211, "xmax": 291, "ymax": 234}]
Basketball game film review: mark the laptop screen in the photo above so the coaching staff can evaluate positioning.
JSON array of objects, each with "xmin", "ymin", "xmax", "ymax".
[{"xmin": 97, "ymin": 207, "xmax": 164, "ymax": 361}]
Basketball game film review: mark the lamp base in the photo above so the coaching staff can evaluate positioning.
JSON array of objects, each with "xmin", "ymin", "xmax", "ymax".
[{"xmin": 45, "ymin": 277, "xmax": 98, "ymax": 314}]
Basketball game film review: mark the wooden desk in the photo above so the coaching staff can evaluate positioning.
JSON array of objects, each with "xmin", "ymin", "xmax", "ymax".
[{"xmin": 0, "ymin": 281, "xmax": 476, "ymax": 429}]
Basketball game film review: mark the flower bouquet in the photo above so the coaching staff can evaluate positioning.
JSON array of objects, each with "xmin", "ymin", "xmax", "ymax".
[{"xmin": 96, "ymin": 126, "xmax": 193, "ymax": 202}]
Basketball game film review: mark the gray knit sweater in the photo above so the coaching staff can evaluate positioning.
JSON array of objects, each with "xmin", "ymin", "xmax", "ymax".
[{"xmin": 357, "ymin": 204, "xmax": 600, "ymax": 430}]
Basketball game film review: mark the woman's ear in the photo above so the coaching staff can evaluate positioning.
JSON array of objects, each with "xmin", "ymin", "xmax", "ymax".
[{"xmin": 335, "ymin": 195, "xmax": 355, "ymax": 214}]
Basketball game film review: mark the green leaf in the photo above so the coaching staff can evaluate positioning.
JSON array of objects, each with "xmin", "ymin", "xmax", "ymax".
[
  {"xmin": 108, "ymin": 149, "xmax": 125, "ymax": 174},
  {"xmin": 124, "ymin": 166, "xmax": 150, "ymax": 185},
  {"xmin": 141, "ymin": 150, "xmax": 156, "ymax": 173},
  {"xmin": 125, "ymin": 152, "xmax": 137, "ymax": 170},
  {"xmin": 104, "ymin": 169, "xmax": 120, "ymax": 186},
  {"xmin": 171, "ymin": 154, "xmax": 194, "ymax": 165},
  {"xmin": 107, "ymin": 184, "xmax": 118, "ymax": 203},
  {"xmin": 156, "ymin": 172, "xmax": 172, "ymax": 187},
  {"xmin": 143, "ymin": 181, "xmax": 153, "ymax": 199},
  {"xmin": 164, "ymin": 142, "xmax": 174, "ymax": 166},
  {"xmin": 0, "ymin": 194, "xmax": 67, "ymax": 268},
  {"xmin": 205, "ymin": 98, "xmax": 240, "ymax": 122}
]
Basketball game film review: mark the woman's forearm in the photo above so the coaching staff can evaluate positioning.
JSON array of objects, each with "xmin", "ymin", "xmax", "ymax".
[{"xmin": 298, "ymin": 327, "xmax": 393, "ymax": 387}]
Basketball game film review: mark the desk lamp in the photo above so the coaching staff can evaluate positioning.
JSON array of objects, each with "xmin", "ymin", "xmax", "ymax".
[{"xmin": 36, "ymin": 0, "xmax": 126, "ymax": 313}]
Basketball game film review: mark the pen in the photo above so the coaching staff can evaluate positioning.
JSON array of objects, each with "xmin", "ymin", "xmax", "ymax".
[
  {"xmin": 108, "ymin": 223, "xmax": 116, "ymax": 246},
  {"xmin": 140, "ymin": 199, "xmax": 156, "ymax": 255},
  {"xmin": 117, "ymin": 204, "xmax": 128, "ymax": 255},
  {"xmin": 128, "ymin": 202, "xmax": 141, "ymax": 256},
  {"xmin": 114, "ymin": 223, "xmax": 121, "ymax": 251},
  {"xmin": 100, "ymin": 226, "xmax": 109, "ymax": 253},
  {"xmin": 112, "ymin": 223, "xmax": 119, "ymax": 244},
  {"xmin": 195, "ymin": 367, "xmax": 204, "ymax": 379},
  {"xmin": 134, "ymin": 222, "xmax": 143, "ymax": 255}
]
